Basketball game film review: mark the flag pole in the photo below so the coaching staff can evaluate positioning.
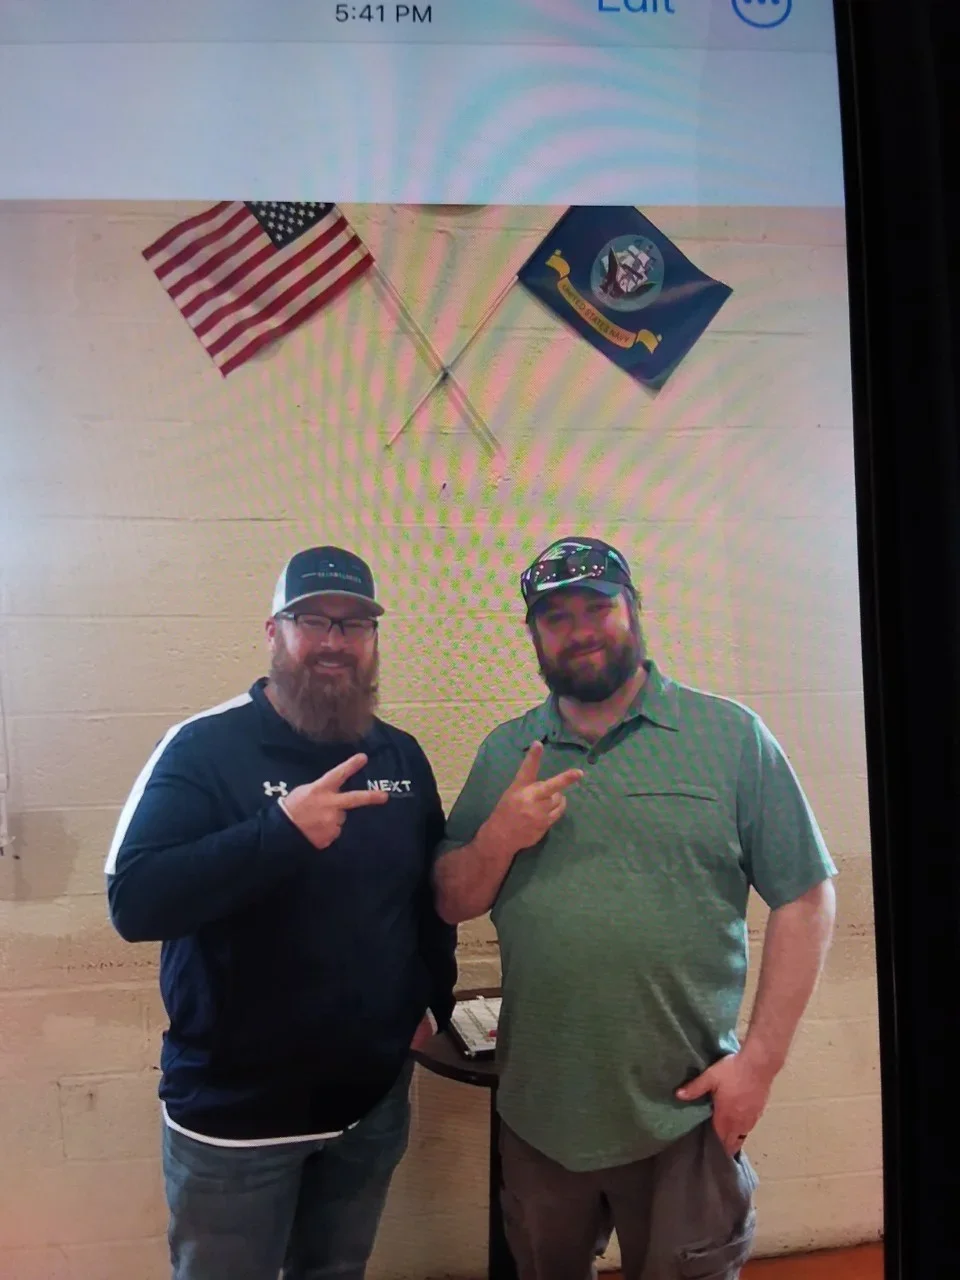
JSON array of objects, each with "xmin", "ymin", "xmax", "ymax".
[
  {"xmin": 414, "ymin": 274, "xmax": 518, "ymax": 457},
  {"xmin": 370, "ymin": 263, "xmax": 448, "ymax": 376},
  {"xmin": 441, "ymin": 371, "xmax": 506, "ymax": 461},
  {"xmin": 380, "ymin": 269, "xmax": 517, "ymax": 454},
  {"xmin": 440, "ymin": 274, "xmax": 518, "ymax": 382},
  {"xmin": 385, "ymin": 365, "xmax": 503, "ymax": 460},
  {"xmin": 372, "ymin": 263, "xmax": 500, "ymax": 452},
  {"xmin": 387, "ymin": 368, "xmax": 447, "ymax": 446}
]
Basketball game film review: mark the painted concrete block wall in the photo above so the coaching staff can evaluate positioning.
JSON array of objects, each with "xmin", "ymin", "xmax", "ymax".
[{"xmin": 0, "ymin": 202, "xmax": 880, "ymax": 1278}]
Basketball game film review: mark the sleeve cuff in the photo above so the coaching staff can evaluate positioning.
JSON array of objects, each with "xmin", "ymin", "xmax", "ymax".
[
  {"xmin": 428, "ymin": 991, "xmax": 456, "ymax": 1032},
  {"xmin": 264, "ymin": 798, "xmax": 314, "ymax": 861}
]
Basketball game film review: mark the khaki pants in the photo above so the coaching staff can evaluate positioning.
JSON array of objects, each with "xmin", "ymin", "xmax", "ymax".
[{"xmin": 500, "ymin": 1120, "xmax": 758, "ymax": 1280}]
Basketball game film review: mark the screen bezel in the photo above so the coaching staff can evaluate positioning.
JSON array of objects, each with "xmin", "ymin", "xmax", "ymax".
[{"xmin": 835, "ymin": 3, "xmax": 960, "ymax": 1273}]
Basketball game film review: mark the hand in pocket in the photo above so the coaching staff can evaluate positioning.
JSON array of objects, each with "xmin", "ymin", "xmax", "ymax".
[{"xmin": 675, "ymin": 1052, "xmax": 773, "ymax": 1155}]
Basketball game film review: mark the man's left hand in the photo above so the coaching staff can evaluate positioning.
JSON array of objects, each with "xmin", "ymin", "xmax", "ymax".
[
  {"xmin": 675, "ymin": 1052, "xmax": 775, "ymax": 1155},
  {"xmin": 409, "ymin": 1015, "xmax": 436, "ymax": 1053}
]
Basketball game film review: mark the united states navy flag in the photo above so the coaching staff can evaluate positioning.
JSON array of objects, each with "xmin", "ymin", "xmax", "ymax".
[{"xmin": 517, "ymin": 207, "xmax": 732, "ymax": 389}]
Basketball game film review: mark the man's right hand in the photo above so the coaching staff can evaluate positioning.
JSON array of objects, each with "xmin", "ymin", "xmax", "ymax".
[
  {"xmin": 280, "ymin": 754, "xmax": 389, "ymax": 850},
  {"xmin": 484, "ymin": 741, "xmax": 583, "ymax": 855}
]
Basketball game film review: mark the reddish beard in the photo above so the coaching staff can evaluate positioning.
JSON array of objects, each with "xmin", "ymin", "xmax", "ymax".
[{"xmin": 268, "ymin": 634, "xmax": 380, "ymax": 743}]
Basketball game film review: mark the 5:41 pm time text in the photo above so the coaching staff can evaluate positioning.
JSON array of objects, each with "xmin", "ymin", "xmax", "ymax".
[{"xmin": 335, "ymin": 4, "xmax": 433, "ymax": 22}]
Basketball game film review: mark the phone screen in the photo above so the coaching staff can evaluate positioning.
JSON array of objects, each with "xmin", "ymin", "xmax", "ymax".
[{"xmin": 0, "ymin": 2, "xmax": 880, "ymax": 1275}]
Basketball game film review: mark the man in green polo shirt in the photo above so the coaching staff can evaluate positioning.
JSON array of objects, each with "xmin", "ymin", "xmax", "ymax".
[{"xmin": 433, "ymin": 536, "xmax": 837, "ymax": 1280}]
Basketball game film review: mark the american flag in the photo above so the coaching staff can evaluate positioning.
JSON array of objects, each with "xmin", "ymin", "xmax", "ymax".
[{"xmin": 143, "ymin": 202, "xmax": 373, "ymax": 376}]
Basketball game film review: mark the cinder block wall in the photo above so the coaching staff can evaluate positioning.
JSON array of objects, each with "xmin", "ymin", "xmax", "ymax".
[{"xmin": 0, "ymin": 202, "xmax": 881, "ymax": 1279}]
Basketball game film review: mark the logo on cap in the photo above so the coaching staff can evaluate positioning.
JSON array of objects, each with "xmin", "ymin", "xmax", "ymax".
[{"xmin": 540, "ymin": 540, "xmax": 596, "ymax": 563}]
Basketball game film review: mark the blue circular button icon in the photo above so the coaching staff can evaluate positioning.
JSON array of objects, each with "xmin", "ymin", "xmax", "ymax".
[{"xmin": 732, "ymin": 0, "xmax": 793, "ymax": 28}]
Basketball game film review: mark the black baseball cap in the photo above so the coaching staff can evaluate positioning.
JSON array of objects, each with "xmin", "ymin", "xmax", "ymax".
[
  {"xmin": 272, "ymin": 546, "xmax": 384, "ymax": 617},
  {"xmin": 520, "ymin": 536, "xmax": 634, "ymax": 617}
]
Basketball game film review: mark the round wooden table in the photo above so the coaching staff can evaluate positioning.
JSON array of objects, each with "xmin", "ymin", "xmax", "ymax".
[{"xmin": 411, "ymin": 988, "xmax": 518, "ymax": 1280}]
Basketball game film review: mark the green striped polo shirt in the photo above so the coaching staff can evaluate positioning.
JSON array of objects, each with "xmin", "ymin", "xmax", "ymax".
[{"xmin": 439, "ymin": 660, "xmax": 837, "ymax": 1172}]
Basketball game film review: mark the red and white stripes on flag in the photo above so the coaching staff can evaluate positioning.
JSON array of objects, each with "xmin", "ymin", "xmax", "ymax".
[{"xmin": 142, "ymin": 202, "xmax": 373, "ymax": 376}]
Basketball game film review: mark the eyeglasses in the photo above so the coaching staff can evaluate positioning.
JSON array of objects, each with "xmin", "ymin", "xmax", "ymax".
[
  {"xmin": 277, "ymin": 612, "xmax": 378, "ymax": 639},
  {"xmin": 520, "ymin": 545, "xmax": 631, "ymax": 606}
]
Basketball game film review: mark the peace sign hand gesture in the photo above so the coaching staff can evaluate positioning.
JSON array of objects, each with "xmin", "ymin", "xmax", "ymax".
[
  {"xmin": 486, "ymin": 741, "xmax": 583, "ymax": 855},
  {"xmin": 281, "ymin": 754, "xmax": 389, "ymax": 850}
]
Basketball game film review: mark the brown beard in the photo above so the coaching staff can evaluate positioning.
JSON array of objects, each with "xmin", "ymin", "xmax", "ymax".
[
  {"xmin": 267, "ymin": 632, "xmax": 380, "ymax": 743},
  {"xmin": 532, "ymin": 607, "xmax": 646, "ymax": 704}
]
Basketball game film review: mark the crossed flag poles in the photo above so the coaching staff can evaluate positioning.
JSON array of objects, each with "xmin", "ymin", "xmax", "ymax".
[
  {"xmin": 371, "ymin": 261, "xmax": 515, "ymax": 461},
  {"xmin": 143, "ymin": 202, "xmax": 732, "ymax": 440}
]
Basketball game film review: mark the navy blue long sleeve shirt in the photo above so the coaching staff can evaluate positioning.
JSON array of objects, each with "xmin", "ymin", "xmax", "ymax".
[{"xmin": 106, "ymin": 678, "xmax": 457, "ymax": 1141}]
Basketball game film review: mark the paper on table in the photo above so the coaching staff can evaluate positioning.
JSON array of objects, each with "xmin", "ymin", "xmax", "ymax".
[{"xmin": 449, "ymin": 996, "xmax": 501, "ymax": 1058}]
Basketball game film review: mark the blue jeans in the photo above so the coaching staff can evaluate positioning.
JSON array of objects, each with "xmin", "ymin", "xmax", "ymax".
[{"xmin": 161, "ymin": 1061, "xmax": 413, "ymax": 1280}]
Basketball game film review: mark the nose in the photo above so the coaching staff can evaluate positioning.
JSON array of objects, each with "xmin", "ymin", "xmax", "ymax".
[
  {"xmin": 317, "ymin": 624, "xmax": 349, "ymax": 650},
  {"xmin": 569, "ymin": 615, "xmax": 602, "ymax": 646}
]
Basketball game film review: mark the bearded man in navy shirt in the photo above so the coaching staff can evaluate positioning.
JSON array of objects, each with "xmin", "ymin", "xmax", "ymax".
[{"xmin": 106, "ymin": 546, "xmax": 457, "ymax": 1280}]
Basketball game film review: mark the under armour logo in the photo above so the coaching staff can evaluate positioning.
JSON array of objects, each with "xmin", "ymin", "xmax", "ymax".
[{"xmin": 263, "ymin": 781, "xmax": 289, "ymax": 797}]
